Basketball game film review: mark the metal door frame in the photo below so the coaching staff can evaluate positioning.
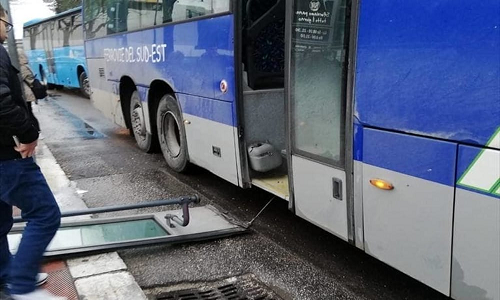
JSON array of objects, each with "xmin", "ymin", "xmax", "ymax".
[
  {"xmin": 284, "ymin": 0, "xmax": 360, "ymax": 244},
  {"xmin": 10, "ymin": 211, "xmax": 246, "ymax": 257},
  {"xmin": 10, "ymin": 197, "xmax": 247, "ymax": 258}
]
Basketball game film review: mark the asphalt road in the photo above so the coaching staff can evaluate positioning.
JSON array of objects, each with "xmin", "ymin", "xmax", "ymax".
[{"xmin": 35, "ymin": 90, "xmax": 449, "ymax": 300}]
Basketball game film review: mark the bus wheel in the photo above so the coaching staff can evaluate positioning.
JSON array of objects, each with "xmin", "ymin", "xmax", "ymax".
[
  {"xmin": 79, "ymin": 72, "xmax": 91, "ymax": 98},
  {"xmin": 156, "ymin": 94, "xmax": 189, "ymax": 172},
  {"xmin": 130, "ymin": 91, "xmax": 156, "ymax": 153}
]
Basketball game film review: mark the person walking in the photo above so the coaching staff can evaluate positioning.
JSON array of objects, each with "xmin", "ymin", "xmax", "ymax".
[
  {"xmin": 18, "ymin": 50, "xmax": 45, "ymax": 133},
  {"xmin": 0, "ymin": 5, "xmax": 66, "ymax": 300},
  {"xmin": 18, "ymin": 52, "xmax": 37, "ymax": 104}
]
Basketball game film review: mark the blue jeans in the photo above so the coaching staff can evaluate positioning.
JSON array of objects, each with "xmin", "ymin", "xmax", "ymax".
[{"xmin": 0, "ymin": 157, "xmax": 61, "ymax": 294}]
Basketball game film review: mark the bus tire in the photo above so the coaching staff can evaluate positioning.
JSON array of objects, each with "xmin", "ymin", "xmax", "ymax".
[
  {"xmin": 130, "ymin": 90, "xmax": 157, "ymax": 153},
  {"xmin": 156, "ymin": 94, "xmax": 189, "ymax": 173},
  {"xmin": 79, "ymin": 72, "xmax": 90, "ymax": 98}
]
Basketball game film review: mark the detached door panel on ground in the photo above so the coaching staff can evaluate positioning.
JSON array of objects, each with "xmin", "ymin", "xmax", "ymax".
[{"xmin": 8, "ymin": 206, "xmax": 246, "ymax": 257}]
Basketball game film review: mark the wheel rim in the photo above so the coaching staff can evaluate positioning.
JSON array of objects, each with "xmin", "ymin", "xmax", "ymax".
[
  {"xmin": 131, "ymin": 95, "xmax": 147, "ymax": 140},
  {"xmin": 162, "ymin": 111, "xmax": 181, "ymax": 158},
  {"xmin": 82, "ymin": 75, "xmax": 90, "ymax": 95}
]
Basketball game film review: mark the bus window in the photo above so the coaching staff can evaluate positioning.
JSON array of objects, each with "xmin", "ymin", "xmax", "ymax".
[
  {"xmin": 212, "ymin": 0, "xmax": 230, "ymax": 14},
  {"xmin": 72, "ymin": 14, "xmax": 84, "ymax": 46},
  {"xmin": 58, "ymin": 15, "xmax": 84, "ymax": 47},
  {"xmin": 84, "ymin": 0, "xmax": 108, "ymax": 39},
  {"xmin": 166, "ymin": 0, "xmax": 230, "ymax": 23},
  {"xmin": 52, "ymin": 20, "xmax": 60, "ymax": 48},
  {"xmin": 84, "ymin": 0, "xmax": 230, "ymax": 38},
  {"xmin": 29, "ymin": 26, "xmax": 42, "ymax": 50},
  {"xmin": 243, "ymin": 0, "xmax": 285, "ymax": 90},
  {"xmin": 23, "ymin": 29, "xmax": 30, "ymax": 52},
  {"xmin": 106, "ymin": 0, "xmax": 129, "ymax": 34},
  {"xmin": 59, "ymin": 17, "xmax": 72, "ymax": 47},
  {"xmin": 127, "ymin": 0, "xmax": 160, "ymax": 31},
  {"xmin": 290, "ymin": 0, "xmax": 348, "ymax": 165}
]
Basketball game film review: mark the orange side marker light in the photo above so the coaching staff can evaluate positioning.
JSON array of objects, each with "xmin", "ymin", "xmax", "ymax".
[{"xmin": 370, "ymin": 179, "xmax": 394, "ymax": 190}]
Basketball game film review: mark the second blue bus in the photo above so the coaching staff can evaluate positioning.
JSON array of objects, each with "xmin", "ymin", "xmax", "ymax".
[{"xmin": 23, "ymin": 7, "xmax": 90, "ymax": 98}]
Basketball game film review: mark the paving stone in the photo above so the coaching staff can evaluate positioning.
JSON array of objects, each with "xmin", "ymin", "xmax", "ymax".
[
  {"xmin": 74, "ymin": 272, "xmax": 147, "ymax": 300},
  {"xmin": 67, "ymin": 252, "xmax": 127, "ymax": 279}
]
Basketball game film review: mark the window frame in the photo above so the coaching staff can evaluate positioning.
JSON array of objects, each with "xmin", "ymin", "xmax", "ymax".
[{"xmin": 82, "ymin": 0, "xmax": 234, "ymax": 41}]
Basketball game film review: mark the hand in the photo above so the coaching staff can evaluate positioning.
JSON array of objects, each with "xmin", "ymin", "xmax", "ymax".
[{"xmin": 14, "ymin": 140, "xmax": 38, "ymax": 158}]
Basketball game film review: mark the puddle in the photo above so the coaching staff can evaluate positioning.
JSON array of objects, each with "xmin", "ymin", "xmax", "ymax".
[{"xmin": 45, "ymin": 100, "xmax": 106, "ymax": 139}]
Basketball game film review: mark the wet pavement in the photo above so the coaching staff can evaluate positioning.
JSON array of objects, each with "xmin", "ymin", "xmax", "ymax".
[
  {"xmin": 11, "ymin": 138, "xmax": 146, "ymax": 300},
  {"xmin": 29, "ymin": 90, "xmax": 450, "ymax": 300}
]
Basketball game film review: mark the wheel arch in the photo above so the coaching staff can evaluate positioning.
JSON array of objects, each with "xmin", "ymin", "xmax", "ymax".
[
  {"xmin": 77, "ymin": 65, "xmax": 86, "ymax": 77},
  {"xmin": 148, "ymin": 79, "xmax": 177, "ymax": 125},
  {"xmin": 119, "ymin": 76, "xmax": 137, "ymax": 130}
]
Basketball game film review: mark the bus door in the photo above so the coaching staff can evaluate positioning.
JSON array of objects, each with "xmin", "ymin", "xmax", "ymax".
[
  {"xmin": 287, "ymin": 0, "xmax": 351, "ymax": 241},
  {"xmin": 42, "ymin": 21, "xmax": 58, "ymax": 85},
  {"xmin": 8, "ymin": 197, "xmax": 247, "ymax": 258}
]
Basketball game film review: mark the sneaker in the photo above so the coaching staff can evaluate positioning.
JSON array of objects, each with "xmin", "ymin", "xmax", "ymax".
[
  {"xmin": 35, "ymin": 273, "xmax": 48, "ymax": 287},
  {"xmin": 11, "ymin": 289, "xmax": 66, "ymax": 300}
]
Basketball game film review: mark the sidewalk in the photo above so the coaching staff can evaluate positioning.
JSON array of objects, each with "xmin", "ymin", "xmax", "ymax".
[{"xmin": 11, "ymin": 142, "xmax": 147, "ymax": 300}]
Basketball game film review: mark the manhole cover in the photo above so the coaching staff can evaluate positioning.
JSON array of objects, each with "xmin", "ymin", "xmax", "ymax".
[{"xmin": 155, "ymin": 275, "xmax": 282, "ymax": 300}]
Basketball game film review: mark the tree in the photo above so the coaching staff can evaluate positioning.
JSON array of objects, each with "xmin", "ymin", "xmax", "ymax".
[{"xmin": 52, "ymin": 0, "xmax": 80, "ymax": 13}]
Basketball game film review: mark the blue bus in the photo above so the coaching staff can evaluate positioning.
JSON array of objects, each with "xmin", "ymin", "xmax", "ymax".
[
  {"xmin": 23, "ymin": 7, "xmax": 90, "ymax": 98},
  {"xmin": 82, "ymin": 0, "xmax": 500, "ymax": 299}
]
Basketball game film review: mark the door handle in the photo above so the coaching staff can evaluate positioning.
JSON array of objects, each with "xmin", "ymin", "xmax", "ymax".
[{"xmin": 332, "ymin": 178, "xmax": 343, "ymax": 201}]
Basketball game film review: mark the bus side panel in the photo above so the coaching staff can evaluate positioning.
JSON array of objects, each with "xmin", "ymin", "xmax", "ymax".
[
  {"xmin": 85, "ymin": 34, "xmax": 138, "ymax": 128},
  {"xmin": 355, "ymin": 0, "xmax": 500, "ymax": 148},
  {"xmin": 211, "ymin": 15, "xmax": 235, "ymax": 103},
  {"xmin": 53, "ymin": 46, "xmax": 86, "ymax": 88},
  {"xmin": 85, "ymin": 14, "xmax": 240, "ymax": 185},
  {"xmin": 362, "ymin": 128, "xmax": 456, "ymax": 295},
  {"xmin": 178, "ymin": 94, "xmax": 239, "ymax": 186},
  {"xmin": 89, "ymin": 15, "xmax": 235, "ymax": 104},
  {"xmin": 452, "ymin": 144, "xmax": 500, "ymax": 300},
  {"xmin": 85, "ymin": 56, "xmax": 119, "ymax": 126},
  {"xmin": 26, "ymin": 49, "xmax": 48, "ymax": 84}
]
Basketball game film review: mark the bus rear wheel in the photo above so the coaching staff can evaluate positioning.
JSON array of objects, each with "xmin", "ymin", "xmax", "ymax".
[
  {"xmin": 79, "ymin": 72, "xmax": 90, "ymax": 98},
  {"xmin": 156, "ymin": 94, "xmax": 189, "ymax": 172},
  {"xmin": 130, "ymin": 90, "xmax": 157, "ymax": 153}
]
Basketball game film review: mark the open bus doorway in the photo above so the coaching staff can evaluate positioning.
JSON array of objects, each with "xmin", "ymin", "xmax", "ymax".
[
  {"xmin": 239, "ymin": 0, "xmax": 288, "ymax": 198},
  {"xmin": 238, "ymin": 0, "xmax": 351, "ymax": 222}
]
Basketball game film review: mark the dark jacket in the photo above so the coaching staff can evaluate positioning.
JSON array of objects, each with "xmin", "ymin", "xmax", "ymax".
[{"xmin": 0, "ymin": 45, "xmax": 39, "ymax": 160}]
